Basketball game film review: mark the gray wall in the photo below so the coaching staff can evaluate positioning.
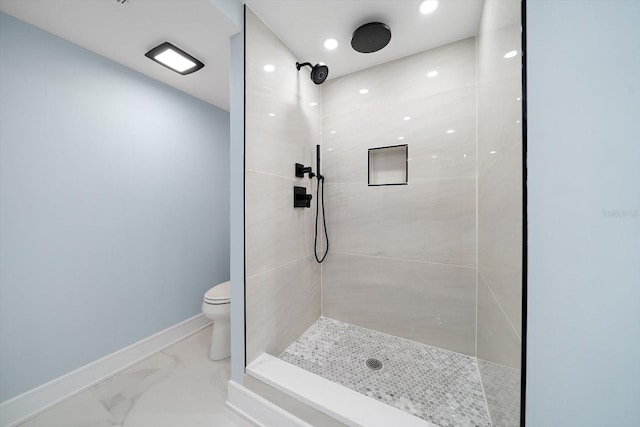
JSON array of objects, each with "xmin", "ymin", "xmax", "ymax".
[
  {"xmin": 476, "ymin": 0, "xmax": 522, "ymax": 425},
  {"xmin": 321, "ymin": 38, "xmax": 478, "ymax": 356},
  {"xmin": 244, "ymin": 8, "xmax": 321, "ymax": 364},
  {"xmin": 527, "ymin": 1, "xmax": 640, "ymax": 426},
  {"xmin": 0, "ymin": 13, "xmax": 230, "ymax": 402}
]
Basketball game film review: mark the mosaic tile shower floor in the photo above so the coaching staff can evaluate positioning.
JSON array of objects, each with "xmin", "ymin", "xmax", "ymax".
[{"xmin": 280, "ymin": 317, "xmax": 492, "ymax": 427}]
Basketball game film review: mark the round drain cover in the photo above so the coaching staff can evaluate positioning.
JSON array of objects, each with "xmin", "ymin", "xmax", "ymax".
[{"xmin": 366, "ymin": 358, "xmax": 383, "ymax": 371}]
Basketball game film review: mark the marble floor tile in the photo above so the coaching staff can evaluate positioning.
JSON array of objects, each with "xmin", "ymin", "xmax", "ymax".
[
  {"xmin": 19, "ymin": 327, "xmax": 252, "ymax": 427},
  {"xmin": 280, "ymin": 317, "xmax": 492, "ymax": 427}
]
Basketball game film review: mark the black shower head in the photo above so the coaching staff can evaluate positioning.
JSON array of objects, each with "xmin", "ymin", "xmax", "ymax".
[
  {"xmin": 351, "ymin": 22, "xmax": 392, "ymax": 53},
  {"xmin": 296, "ymin": 62, "xmax": 329, "ymax": 85}
]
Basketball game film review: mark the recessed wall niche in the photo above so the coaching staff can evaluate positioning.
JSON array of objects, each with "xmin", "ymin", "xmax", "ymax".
[{"xmin": 368, "ymin": 144, "xmax": 408, "ymax": 186}]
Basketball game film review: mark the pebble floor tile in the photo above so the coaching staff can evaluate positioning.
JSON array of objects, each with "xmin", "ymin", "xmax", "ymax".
[
  {"xmin": 478, "ymin": 360, "xmax": 520, "ymax": 427},
  {"xmin": 280, "ymin": 317, "xmax": 492, "ymax": 427}
]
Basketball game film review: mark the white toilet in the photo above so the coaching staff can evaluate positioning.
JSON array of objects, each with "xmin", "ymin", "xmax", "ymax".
[{"xmin": 201, "ymin": 281, "xmax": 231, "ymax": 360}]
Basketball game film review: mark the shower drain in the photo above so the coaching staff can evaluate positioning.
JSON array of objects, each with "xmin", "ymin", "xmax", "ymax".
[{"xmin": 365, "ymin": 358, "xmax": 383, "ymax": 371}]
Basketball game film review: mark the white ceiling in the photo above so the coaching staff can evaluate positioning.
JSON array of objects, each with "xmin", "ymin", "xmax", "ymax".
[
  {"xmin": 0, "ymin": 0, "xmax": 239, "ymax": 111},
  {"xmin": 0, "ymin": 0, "xmax": 484, "ymax": 110},
  {"xmin": 244, "ymin": 0, "xmax": 484, "ymax": 80}
]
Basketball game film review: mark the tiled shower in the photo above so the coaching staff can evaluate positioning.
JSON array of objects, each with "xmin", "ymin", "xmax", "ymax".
[{"xmin": 244, "ymin": 1, "xmax": 522, "ymax": 426}]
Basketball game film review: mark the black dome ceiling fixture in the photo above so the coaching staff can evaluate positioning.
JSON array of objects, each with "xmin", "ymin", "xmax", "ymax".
[{"xmin": 351, "ymin": 22, "xmax": 392, "ymax": 53}]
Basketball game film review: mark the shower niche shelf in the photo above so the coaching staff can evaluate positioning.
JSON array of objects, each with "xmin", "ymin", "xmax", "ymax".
[{"xmin": 368, "ymin": 144, "xmax": 408, "ymax": 186}]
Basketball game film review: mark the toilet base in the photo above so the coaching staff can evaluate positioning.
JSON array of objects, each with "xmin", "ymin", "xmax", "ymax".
[{"xmin": 209, "ymin": 319, "xmax": 230, "ymax": 360}]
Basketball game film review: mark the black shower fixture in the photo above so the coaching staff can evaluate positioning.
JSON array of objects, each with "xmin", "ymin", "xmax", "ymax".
[
  {"xmin": 351, "ymin": 22, "xmax": 392, "ymax": 53},
  {"xmin": 296, "ymin": 62, "xmax": 329, "ymax": 85},
  {"xmin": 295, "ymin": 163, "xmax": 315, "ymax": 179}
]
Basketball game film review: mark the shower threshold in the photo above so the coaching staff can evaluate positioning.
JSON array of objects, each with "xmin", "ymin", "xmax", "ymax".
[
  {"xmin": 276, "ymin": 317, "xmax": 492, "ymax": 427},
  {"xmin": 246, "ymin": 353, "xmax": 432, "ymax": 427}
]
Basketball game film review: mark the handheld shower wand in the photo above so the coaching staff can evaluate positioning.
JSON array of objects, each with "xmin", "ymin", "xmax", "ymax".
[{"xmin": 314, "ymin": 144, "xmax": 329, "ymax": 263}]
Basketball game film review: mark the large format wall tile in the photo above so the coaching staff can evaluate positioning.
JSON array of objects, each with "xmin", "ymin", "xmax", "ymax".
[
  {"xmin": 476, "ymin": 1, "xmax": 523, "ymax": 424},
  {"xmin": 325, "ymin": 177, "xmax": 476, "ymax": 267},
  {"xmin": 322, "ymin": 86, "xmax": 477, "ymax": 184},
  {"xmin": 245, "ymin": 9, "xmax": 321, "ymax": 179},
  {"xmin": 321, "ymin": 35, "xmax": 478, "ymax": 351},
  {"xmin": 322, "ymin": 37, "xmax": 476, "ymax": 117},
  {"xmin": 478, "ymin": 165, "xmax": 523, "ymax": 271},
  {"xmin": 480, "ymin": 267, "xmax": 522, "ymax": 336},
  {"xmin": 246, "ymin": 256, "xmax": 321, "ymax": 364},
  {"xmin": 477, "ymin": 274, "xmax": 521, "ymax": 368},
  {"xmin": 322, "ymin": 252, "xmax": 476, "ymax": 356},
  {"xmin": 245, "ymin": 171, "xmax": 314, "ymax": 277},
  {"xmin": 245, "ymin": 8, "xmax": 321, "ymax": 365}
]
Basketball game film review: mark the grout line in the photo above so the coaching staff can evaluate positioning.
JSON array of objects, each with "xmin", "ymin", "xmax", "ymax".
[
  {"xmin": 476, "ymin": 357, "xmax": 494, "ymax": 426},
  {"xmin": 246, "ymin": 255, "xmax": 312, "ymax": 280},
  {"xmin": 323, "ymin": 175, "xmax": 479, "ymax": 186},
  {"xmin": 329, "ymin": 250, "xmax": 478, "ymax": 270},
  {"xmin": 320, "ymin": 84, "xmax": 324, "ymax": 319},
  {"xmin": 245, "ymin": 169, "xmax": 306, "ymax": 182},
  {"xmin": 477, "ymin": 356, "xmax": 522, "ymax": 372},
  {"xmin": 479, "ymin": 266, "xmax": 522, "ymax": 274},
  {"xmin": 478, "ymin": 272, "xmax": 522, "ymax": 340},
  {"xmin": 475, "ymin": 34, "xmax": 480, "ymax": 361},
  {"xmin": 319, "ymin": 315, "xmax": 477, "ymax": 361}
]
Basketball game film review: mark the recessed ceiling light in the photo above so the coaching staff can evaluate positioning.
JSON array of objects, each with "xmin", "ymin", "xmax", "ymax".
[
  {"xmin": 268, "ymin": 113, "xmax": 276, "ymax": 117},
  {"xmin": 490, "ymin": 150, "xmax": 497, "ymax": 154},
  {"xmin": 398, "ymin": 136, "xmax": 405, "ymax": 140},
  {"xmin": 432, "ymin": 154, "xmax": 438, "ymax": 159},
  {"xmin": 517, "ymin": 97, "xmax": 521, "ymax": 101},
  {"xmin": 419, "ymin": 0, "xmax": 439, "ymax": 15},
  {"xmin": 324, "ymin": 38, "xmax": 339, "ymax": 50},
  {"xmin": 145, "ymin": 42, "xmax": 204, "ymax": 75},
  {"xmin": 263, "ymin": 64, "xmax": 275, "ymax": 72},
  {"xmin": 330, "ymin": 130, "xmax": 337, "ymax": 134},
  {"xmin": 327, "ymin": 148, "xmax": 334, "ymax": 151},
  {"xmin": 447, "ymin": 129, "xmax": 456, "ymax": 134},
  {"xmin": 504, "ymin": 50, "xmax": 518, "ymax": 59},
  {"xmin": 309, "ymin": 102, "xmax": 318, "ymax": 107},
  {"xmin": 360, "ymin": 88, "xmax": 369, "ymax": 94},
  {"xmin": 403, "ymin": 116, "xmax": 411, "ymax": 121},
  {"xmin": 427, "ymin": 70, "xmax": 438, "ymax": 78}
]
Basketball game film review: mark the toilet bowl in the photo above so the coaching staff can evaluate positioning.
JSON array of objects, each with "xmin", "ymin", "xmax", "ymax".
[{"xmin": 202, "ymin": 281, "xmax": 230, "ymax": 360}]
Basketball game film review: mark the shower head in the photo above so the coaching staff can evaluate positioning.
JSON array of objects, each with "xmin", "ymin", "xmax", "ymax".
[
  {"xmin": 351, "ymin": 22, "xmax": 391, "ymax": 53},
  {"xmin": 296, "ymin": 62, "xmax": 329, "ymax": 85}
]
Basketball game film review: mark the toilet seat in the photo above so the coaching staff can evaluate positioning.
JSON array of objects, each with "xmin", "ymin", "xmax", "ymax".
[{"xmin": 204, "ymin": 281, "xmax": 230, "ymax": 305}]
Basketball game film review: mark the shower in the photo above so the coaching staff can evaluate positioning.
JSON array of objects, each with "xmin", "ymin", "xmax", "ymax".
[
  {"xmin": 244, "ymin": 3, "xmax": 523, "ymax": 426},
  {"xmin": 295, "ymin": 61, "xmax": 329, "ymax": 85}
]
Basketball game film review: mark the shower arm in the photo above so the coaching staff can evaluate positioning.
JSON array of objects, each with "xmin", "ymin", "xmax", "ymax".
[{"xmin": 296, "ymin": 62, "xmax": 313, "ymax": 71}]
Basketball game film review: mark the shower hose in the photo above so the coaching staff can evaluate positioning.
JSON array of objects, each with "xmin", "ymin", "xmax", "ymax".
[{"xmin": 314, "ymin": 175, "xmax": 329, "ymax": 263}]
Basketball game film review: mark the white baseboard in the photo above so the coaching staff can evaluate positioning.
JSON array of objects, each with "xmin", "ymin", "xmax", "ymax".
[
  {"xmin": 0, "ymin": 314, "xmax": 212, "ymax": 427},
  {"xmin": 226, "ymin": 380, "xmax": 312, "ymax": 427}
]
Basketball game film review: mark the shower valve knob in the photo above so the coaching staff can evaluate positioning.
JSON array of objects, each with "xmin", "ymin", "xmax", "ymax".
[{"xmin": 293, "ymin": 186, "xmax": 313, "ymax": 208}]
